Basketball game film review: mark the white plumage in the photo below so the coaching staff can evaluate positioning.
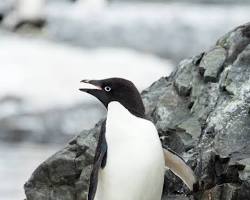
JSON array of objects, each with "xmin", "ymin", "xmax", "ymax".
[{"xmin": 95, "ymin": 101, "xmax": 165, "ymax": 200}]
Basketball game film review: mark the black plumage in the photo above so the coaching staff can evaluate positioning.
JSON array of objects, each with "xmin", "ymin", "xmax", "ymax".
[{"xmin": 88, "ymin": 120, "xmax": 107, "ymax": 200}]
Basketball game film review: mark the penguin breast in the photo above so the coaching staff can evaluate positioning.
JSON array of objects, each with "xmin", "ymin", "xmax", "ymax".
[{"xmin": 95, "ymin": 101, "xmax": 165, "ymax": 200}]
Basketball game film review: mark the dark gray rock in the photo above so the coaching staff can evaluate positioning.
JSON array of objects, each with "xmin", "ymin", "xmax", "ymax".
[
  {"xmin": 237, "ymin": 158, "xmax": 250, "ymax": 181},
  {"xmin": 174, "ymin": 59, "xmax": 194, "ymax": 96},
  {"xmin": 199, "ymin": 183, "xmax": 240, "ymax": 200},
  {"xmin": 24, "ymin": 23, "xmax": 250, "ymax": 200},
  {"xmin": 24, "ymin": 122, "xmax": 101, "ymax": 200},
  {"xmin": 199, "ymin": 46, "xmax": 227, "ymax": 82},
  {"xmin": 162, "ymin": 195, "xmax": 191, "ymax": 200}
]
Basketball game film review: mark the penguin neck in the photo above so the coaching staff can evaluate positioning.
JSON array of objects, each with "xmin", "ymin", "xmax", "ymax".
[
  {"xmin": 106, "ymin": 101, "xmax": 143, "ymax": 141},
  {"xmin": 107, "ymin": 101, "xmax": 145, "ymax": 119},
  {"xmin": 107, "ymin": 101, "xmax": 132, "ymax": 120}
]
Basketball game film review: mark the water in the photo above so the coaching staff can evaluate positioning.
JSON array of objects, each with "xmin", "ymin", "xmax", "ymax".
[{"xmin": 0, "ymin": 143, "xmax": 60, "ymax": 200}]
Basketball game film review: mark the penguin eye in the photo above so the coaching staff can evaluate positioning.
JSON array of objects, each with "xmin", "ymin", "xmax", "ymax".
[{"xmin": 104, "ymin": 86, "xmax": 111, "ymax": 92}]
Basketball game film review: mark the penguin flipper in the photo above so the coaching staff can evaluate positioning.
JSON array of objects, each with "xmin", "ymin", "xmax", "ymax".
[
  {"xmin": 88, "ymin": 120, "xmax": 108, "ymax": 200},
  {"xmin": 163, "ymin": 148, "xmax": 197, "ymax": 191}
]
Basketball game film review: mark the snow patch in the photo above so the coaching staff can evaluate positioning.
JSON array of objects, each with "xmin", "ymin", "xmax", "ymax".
[{"xmin": 0, "ymin": 34, "xmax": 173, "ymax": 111}]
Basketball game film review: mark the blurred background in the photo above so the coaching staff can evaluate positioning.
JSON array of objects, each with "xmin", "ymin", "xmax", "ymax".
[{"xmin": 0, "ymin": 0, "xmax": 250, "ymax": 199}]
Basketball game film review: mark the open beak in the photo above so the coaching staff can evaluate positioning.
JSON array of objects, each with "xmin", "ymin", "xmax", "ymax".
[{"xmin": 79, "ymin": 79, "xmax": 102, "ymax": 92}]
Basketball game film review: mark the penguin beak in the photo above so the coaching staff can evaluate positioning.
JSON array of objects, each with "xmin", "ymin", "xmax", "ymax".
[
  {"xmin": 79, "ymin": 79, "xmax": 103, "ymax": 92},
  {"xmin": 79, "ymin": 79, "xmax": 109, "ymax": 108}
]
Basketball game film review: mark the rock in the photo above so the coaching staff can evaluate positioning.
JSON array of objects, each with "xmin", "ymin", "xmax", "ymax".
[
  {"xmin": 199, "ymin": 47, "xmax": 227, "ymax": 82},
  {"xmin": 200, "ymin": 183, "xmax": 240, "ymax": 200},
  {"xmin": 174, "ymin": 59, "xmax": 194, "ymax": 96},
  {"xmin": 24, "ymin": 23, "xmax": 250, "ymax": 200},
  {"xmin": 162, "ymin": 195, "xmax": 190, "ymax": 200},
  {"xmin": 24, "ymin": 122, "xmax": 101, "ymax": 200}
]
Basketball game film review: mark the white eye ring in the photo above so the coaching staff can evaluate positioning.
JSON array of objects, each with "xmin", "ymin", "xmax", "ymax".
[{"xmin": 104, "ymin": 86, "xmax": 111, "ymax": 92}]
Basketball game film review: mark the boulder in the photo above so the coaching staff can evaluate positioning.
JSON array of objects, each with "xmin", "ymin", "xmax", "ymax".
[{"xmin": 24, "ymin": 23, "xmax": 250, "ymax": 200}]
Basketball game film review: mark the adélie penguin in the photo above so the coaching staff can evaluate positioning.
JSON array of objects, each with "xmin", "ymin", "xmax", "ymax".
[{"xmin": 79, "ymin": 78, "xmax": 197, "ymax": 200}]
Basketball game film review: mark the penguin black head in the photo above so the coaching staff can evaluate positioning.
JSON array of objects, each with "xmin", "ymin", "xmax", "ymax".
[{"xmin": 79, "ymin": 78, "xmax": 145, "ymax": 118}]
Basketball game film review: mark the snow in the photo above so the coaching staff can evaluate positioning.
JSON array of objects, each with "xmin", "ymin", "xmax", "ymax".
[{"xmin": 0, "ymin": 33, "xmax": 173, "ymax": 111}]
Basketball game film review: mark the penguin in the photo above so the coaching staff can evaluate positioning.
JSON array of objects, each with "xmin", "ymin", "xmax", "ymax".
[{"xmin": 79, "ymin": 78, "xmax": 197, "ymax": 200}]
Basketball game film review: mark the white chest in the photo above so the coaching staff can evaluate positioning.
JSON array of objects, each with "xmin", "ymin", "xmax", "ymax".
[
  {"xmin": 95, "ymin": 102, "xmax": 165, "ymax": 200},
  {"xmin": 106, "ymin": 102, "xmax": 151, "ymax": 142}
]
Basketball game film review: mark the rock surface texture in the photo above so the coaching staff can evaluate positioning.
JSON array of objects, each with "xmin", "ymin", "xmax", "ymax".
[{"xmin": 24, "ymin": 23, "xmax": 250, "ymax": 200}]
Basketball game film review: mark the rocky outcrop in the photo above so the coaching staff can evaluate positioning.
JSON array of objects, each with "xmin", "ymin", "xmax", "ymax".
[{"xmin": 24, "ymin": 23, "xmax": 250, "ymax": 200}]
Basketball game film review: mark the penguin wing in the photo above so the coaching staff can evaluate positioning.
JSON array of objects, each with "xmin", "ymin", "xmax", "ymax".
[
  {"xmin": 88, "ymin": 120, "xmax": 108, "ymax": 200},
  {"xmin": 163, "ymin": 147, "xmax": 197, "ymax": 191}
]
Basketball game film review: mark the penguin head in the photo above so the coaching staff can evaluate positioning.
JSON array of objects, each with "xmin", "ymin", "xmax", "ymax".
[{"xmin": 80, "ymin": 78, "xmax": 145, "ymax": 118}]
